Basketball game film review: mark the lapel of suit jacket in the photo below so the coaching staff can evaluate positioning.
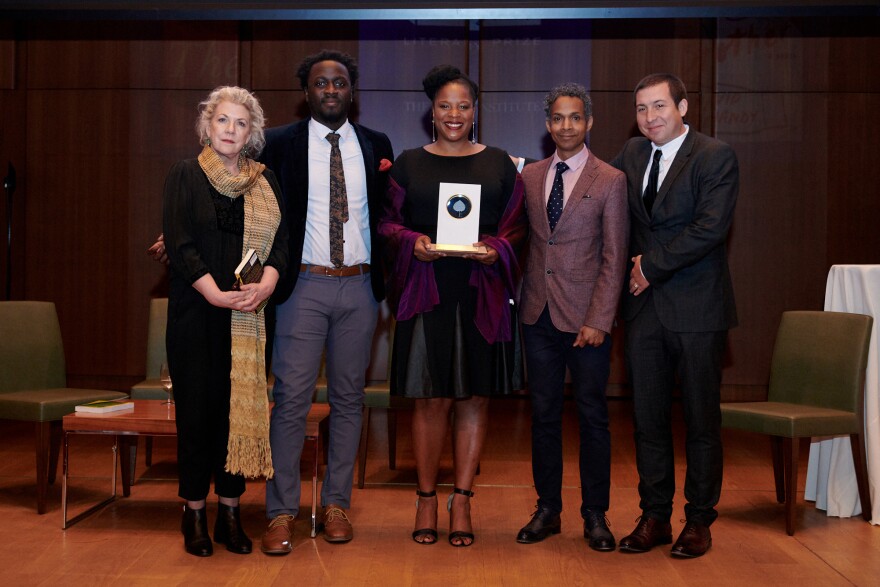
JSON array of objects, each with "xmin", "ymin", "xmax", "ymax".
[
  {"xmin": 653, "ymin": 129, "xmax": 696, "ymax": 213},
  {"xmin": 630, "ymin": 140, "xmax": 653, "ymax": 224},
  {"xmin": 555, "ymin": 151, "xmax": 599, "ymax": 230},
  {"xmin": 352, "ymin": 123, "xmax": 376, "ymax": 201},
  {"xmin": 290, "ymin": 120, "xmax": 310, "ymax": 217},
  {"xmin": 526, "ymin": 158, "xmax": 552, "ymax": 228}
]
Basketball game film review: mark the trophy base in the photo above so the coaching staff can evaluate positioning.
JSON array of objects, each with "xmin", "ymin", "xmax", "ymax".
[{"xmin": 427, "ymin": 243, "xmax": 488, "ymax": 256}]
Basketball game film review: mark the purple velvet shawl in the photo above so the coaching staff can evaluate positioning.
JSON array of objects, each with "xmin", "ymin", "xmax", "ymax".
[{"xmin": 378, "ymin": 173, "xmax": 527, "ymax": 344}]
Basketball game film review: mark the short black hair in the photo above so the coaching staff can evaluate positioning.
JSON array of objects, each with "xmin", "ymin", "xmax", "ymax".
[
  {"xmin": 422, "ymin": 64, "xmax": 479, "ymax": 102},
  {"xmin": 544, "ymin": 83, "xmax": 592, "ymax": 119},
  {"xmin": 634, "ymin": 73, "xmax": 687, "ymax": 106},
  {"xmin": 296, "ymin": 49, "xmax": 359, "ymax": 90}
]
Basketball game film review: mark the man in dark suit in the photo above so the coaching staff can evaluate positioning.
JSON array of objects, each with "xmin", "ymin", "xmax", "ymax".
[
  {"xmin": 611, "ymin": 73, "xmax": 738, "ymax": 558},
  {"xmin": 515, "ymin": 83, "xmax": 628, "ymax": 551},
  {"xmin": 258, "ymin": 50, "xmax": 393, "ymax": 554}
]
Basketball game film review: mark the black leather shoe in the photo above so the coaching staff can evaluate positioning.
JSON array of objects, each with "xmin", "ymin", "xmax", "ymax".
[
  {"xmin": 671, "ymin": 521, "xmax": 711, "ymax": 558},
  {"xmin": 618, "ymin": 516, "xmax": 673, "ymax": 553},
  {"xmin": 214, "ymin": 503, "xmax": 253, "ymax": 554},
  {"xmin": 583, "ymin": 510, "xmax": 616, "ymax": 552},
  {"xmin": 516, "ymin": 507, "xmax": 561, "ymax": 544},
  {"xmin": 181, "ymin": 505, "xmax": 213, "ymax": 557}
]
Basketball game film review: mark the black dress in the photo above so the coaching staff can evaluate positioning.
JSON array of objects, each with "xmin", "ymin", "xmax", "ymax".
[
  {"xmin": 388, "ymin": 146, "xmax": 519, "ymax": 399},
  {"xmin": 163, "ymin": 158, "xmax": 287, "ymax": 500}
]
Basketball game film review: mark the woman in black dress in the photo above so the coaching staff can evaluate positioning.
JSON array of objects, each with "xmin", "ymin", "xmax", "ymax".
[
  {"xmin": 163, "ymin": 86, "xmax": 287, "ymax": 557},
  {"xmin": 379, "ymin": 65, "xmax": 527, "ymax": 546}
]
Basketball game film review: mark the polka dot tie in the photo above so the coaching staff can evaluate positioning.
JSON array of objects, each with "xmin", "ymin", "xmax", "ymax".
[{"xmin": 546, "ymin": 161, "xmax": 568, "ymax": 231}]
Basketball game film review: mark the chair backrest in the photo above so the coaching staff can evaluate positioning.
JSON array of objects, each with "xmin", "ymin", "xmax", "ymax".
[
  {"xmin": 768, "ymin": 311, "xmax": 873, "ymax": 414},
  {"xmin": 144, "ymin": 298, "xmax": 168, "ymax": 378},
  {"xmin": 0, "ymin": 301, "xmax": 67, "ymax": 392}
]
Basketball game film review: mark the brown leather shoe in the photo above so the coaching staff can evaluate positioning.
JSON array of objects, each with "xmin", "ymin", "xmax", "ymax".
[
  {"xmin": 322, "ymin": 505, "xmax": 353, "ymax": 543},
  {"xmin": 671, "ymin": 521, "xmax": 712, "ymax": 558},
  {"xmin": 618, "ymin": 516, "xmax": 673, "ymax": 553},
  {"xmin": 260, "ymin": 514, "xmax": 295, "ymax": 555}
]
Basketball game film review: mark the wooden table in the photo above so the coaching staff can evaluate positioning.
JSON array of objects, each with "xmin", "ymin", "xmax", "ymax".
[{"xmin": 62, "ymin": 400, "xmax": 330, "ymax": 534}]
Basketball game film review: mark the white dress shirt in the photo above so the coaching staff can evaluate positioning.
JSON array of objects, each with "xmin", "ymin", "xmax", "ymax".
[
  {"xmin": 642, "ymin": 125, "xmax": 690, "ymax": 194},
  {"xmin": 303, "ymin": 118, "xmax": 370, "ymax": 267}
]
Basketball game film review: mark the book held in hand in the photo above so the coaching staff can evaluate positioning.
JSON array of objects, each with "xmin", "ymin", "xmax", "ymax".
[
  {"xmin": 75, "ymin": 399, "xmax": 135, "ymax": 414},
  {"xmin": 234, "ymin": 248, "xmax": 268, "ymax": 313}
]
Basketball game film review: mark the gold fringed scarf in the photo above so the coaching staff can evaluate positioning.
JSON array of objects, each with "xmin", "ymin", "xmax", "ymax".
[{"xmin": 198, "ymin": 145, "xmax": 280, "ymax": 479}]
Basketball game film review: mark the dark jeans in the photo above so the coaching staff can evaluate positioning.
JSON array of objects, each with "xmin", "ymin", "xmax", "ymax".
[
  {"xmin": 523, "ymin": 306, "xmax": 612, "ymax": 517},
  {"xmin": 625, "ymin": 300, "xmax": 726, "ymax": 526}
]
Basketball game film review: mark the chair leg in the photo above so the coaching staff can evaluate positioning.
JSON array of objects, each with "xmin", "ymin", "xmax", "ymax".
[
  {"xmin": 358, "ymin": 406, "xmax": 371, "ymax": 489},
  {"xmin": 783, "ymin": 436, "xmax": 799, "ymax": 536},
  {"xmin": 850, "ymin": 433, "xmax": 873, "ymax": 522},
  {"xmin": 770, "ymin": 436, "xmax": 785, "ymax": 503},
  {"xmin": 34, "ymin": 422, "xmax": 52, "ymax": 514},
  {"xmin": 48, "ymin": 420, "xmax": 62, "ymax": 485},
  {"xmin": 118, "ymin": 436, "xmax": 132, "ymax": 497},
  {"xmin": 387, "ymin": 408, "xmax": 397, "ymax": 471},
  {"xmin": 145, "ymin": 436, "xmax": 153, "ymax": 467},
  {"xmin": 128, "ymin": 438, "xmax": 139, "ymax": 486}
]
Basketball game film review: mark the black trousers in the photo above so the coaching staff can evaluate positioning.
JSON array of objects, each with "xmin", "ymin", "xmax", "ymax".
[
  {"xmin": 523, "ymin": 306, "xmax": 612, "ymax": 517},
  {"xmin": 169, "ymin": 300, "xmax": 245, "ymax": 502},
  {"xmin": 625, "ymin": 299, "xmax": 726, "ymax": 526}
]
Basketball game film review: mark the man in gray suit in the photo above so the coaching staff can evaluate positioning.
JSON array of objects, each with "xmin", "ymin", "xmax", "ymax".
[
  {"xmin": 516, "ymin": 83, "xmax": 628, "ymax": 551},
  {"xmin": 612, "ymin": 73, "xmax": 738, "ymax": 558}
]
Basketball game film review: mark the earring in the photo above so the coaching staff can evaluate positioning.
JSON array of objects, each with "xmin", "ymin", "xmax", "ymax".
[
  {"xmin": 431, "ymin": 117, "xmax": 436, "ymax": 143},
  {"xmin": 471, "ymin": 121, "xmax": 476, "ymax": 145},
  {"xmin": 205, "ymin": 137, "xmax": 212, "ymax": 146}
]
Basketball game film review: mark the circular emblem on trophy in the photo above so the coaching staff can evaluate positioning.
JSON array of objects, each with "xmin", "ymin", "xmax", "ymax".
[{"xmin": 446, "ymin": 194, "xmax": 472, "ymax": 219}]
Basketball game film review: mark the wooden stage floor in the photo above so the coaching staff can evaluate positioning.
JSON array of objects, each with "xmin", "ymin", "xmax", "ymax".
[{"xmin": 1, "ymin": 398, "xmax": 878, "ymax": 586}]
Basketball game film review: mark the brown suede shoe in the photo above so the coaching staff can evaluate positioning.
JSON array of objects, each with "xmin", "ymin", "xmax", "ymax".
[
  {"xmin": 618, "ymin": 516, "xmax": 673, "ymax": 553},
  {"xmin": 260, "ymin": 514, "xmax": 295, "ymax": 555},
  {"xmin": 322, "ymin": 505, "xmax": 353, "ymax": 543},
  {"xmin": 671, "ymin": 521, "xmax": 712, "ymax": 558}
]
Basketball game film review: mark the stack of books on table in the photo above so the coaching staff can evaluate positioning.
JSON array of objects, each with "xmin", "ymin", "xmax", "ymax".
[{"xmin": 75, "ymin": 399, "xmax": 135, "ymax": 414}]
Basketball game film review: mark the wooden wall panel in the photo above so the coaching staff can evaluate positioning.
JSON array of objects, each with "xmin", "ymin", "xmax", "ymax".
[
  {"xmin": 591, "ymin": 19, "xmax": 702, "ymax": 92},
  {"xmin": 827, "ymin": 93, "xmax": 880, "ymax": 266},
  {"xmin": 250, "ymin": 21, "xmax": 359, "ymax": 90},
  {"xmin": 26, "ymin": 21, "xmax": 241, "ymax": 90},
  {"xmin": 358, "ymin": 20, "xmax": 468, "ymax": 91},
  {"xmin": 479, "ymin": 20, "xmax": 592, "ymax": 92},
  {"xmin": 720, "ymin": 92, "xmax": 830, "ymax": 385}
]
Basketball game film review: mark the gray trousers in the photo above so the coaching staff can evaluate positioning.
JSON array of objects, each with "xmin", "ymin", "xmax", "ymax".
[{"xmin": 265, "ymin": 269, "xmax": 378, "ymax": 518}]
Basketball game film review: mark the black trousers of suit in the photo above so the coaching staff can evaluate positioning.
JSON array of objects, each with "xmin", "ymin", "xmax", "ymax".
[
  {"xmin": 523, "ymin": 306, "xmax": 612, "ymax": 517},
  {"xmin": 625, "ymin": 298, "xmax": 726, "ymax": 526}
]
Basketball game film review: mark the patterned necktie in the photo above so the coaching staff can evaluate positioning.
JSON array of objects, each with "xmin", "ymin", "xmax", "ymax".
[
  {"xmin": 326, "ymin": 132, "xmax": 348, "ymax": 268},
  {"xmin": 546, "ymin": 161, "xmax": 568, "ymax": 231},
  {"xmin": 643, "ymin": 149, "xmax": 662, "ymax": 218}
]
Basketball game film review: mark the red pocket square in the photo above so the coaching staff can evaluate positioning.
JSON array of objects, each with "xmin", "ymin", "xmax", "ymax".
[{"xmin": 379, "ymin": 158, "xmax": 392, "ymax": 172}]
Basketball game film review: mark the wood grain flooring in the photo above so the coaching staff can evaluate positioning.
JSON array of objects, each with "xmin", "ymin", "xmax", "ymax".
[{"xmin": 0, "ymin": 398, "xmax": 878, "ymax": 586}]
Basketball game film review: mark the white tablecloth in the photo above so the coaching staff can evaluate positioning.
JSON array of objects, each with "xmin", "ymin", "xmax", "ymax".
[{"xmin": 804, "ymin": 265, "xmax": 880, "ymax": 523}]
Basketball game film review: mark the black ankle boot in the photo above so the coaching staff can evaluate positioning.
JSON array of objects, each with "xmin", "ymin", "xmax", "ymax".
[
  {"xmin": 181, "ymin": 505, "xmax": 213, "ymax": 557},
  {"xmin": 214, "ymin": 503, "xmax": 252, "ymax": 554}
]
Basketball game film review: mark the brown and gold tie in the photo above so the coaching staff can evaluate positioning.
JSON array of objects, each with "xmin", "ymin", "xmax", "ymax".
[{"xmin": 326, "ymin": 132, "xmax": 348, "ymax": 268}]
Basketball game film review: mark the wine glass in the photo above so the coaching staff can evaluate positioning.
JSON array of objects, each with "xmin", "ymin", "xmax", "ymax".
[{"xmin": 159, "ymin": 362, "xmax": 174, "ymax": 405}]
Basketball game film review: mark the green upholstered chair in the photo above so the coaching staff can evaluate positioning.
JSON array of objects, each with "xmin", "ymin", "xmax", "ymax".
[
  {"xmin": 721, "ymin": 311, "xmax": 873, "ymax": 535},
  {"xmin": 0, "ymin": 301, "xmax": 127, "ymax": 513},
  {"xmin": 128, "ymin": 297, "xmax": 168, "ymax": 482}
]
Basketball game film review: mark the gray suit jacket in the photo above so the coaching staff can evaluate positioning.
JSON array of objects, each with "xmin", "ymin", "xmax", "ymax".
[
  {"xmin": 520, "ymin": 150, "xmax": 629, "ymax": 334},
  {"xmin": 612, "ymin": 129, "xmax": 738, "ymax": 332}
]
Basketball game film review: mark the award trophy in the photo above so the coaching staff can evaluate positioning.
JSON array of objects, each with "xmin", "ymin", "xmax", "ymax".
[{"xmin": 426, "ymin": 182, "xmax": 488, "ymax": 255}]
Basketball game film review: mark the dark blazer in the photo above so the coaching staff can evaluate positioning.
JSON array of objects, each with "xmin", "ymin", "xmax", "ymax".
[
  {"xmin": 520, "ymin": 151, "xmax": 629, "ymax": 334},
  {"xmin": 612, "ymin": 129, "xmax": 738, "ymax": 333},
  {"xmin": 259, "ymin": 118, "xmax": 394, "ymax": 304}
]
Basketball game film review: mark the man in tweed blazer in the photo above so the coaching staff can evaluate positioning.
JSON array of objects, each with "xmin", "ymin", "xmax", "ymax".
[{"xmin": 516, "ymin": 83, "xmax": 628, "ymax": 552}]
